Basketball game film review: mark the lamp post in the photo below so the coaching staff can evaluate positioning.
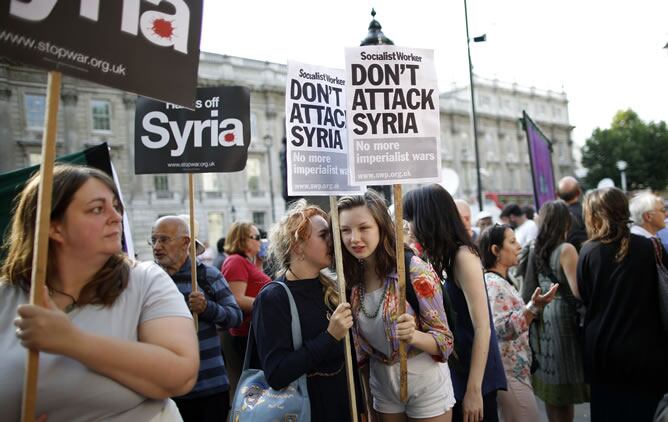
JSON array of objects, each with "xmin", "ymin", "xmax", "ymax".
[
  {"xmin": 264, "ymin": 134, "xmax": 277, "ymax": 223},
  {"xmin": 616, "ymin": 160, "xmax": 628, "ymax": 192},
  {"xmin": 463, "ymin": 0, "xmax": 486, "ymax": 211}
]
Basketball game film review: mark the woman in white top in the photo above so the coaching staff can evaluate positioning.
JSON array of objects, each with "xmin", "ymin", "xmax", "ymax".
[{"xmin": 0, "ymin": 164, "xmax": 198, "ymax": 422}]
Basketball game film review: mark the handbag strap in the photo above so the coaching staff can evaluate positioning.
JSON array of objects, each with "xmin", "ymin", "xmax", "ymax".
[{"xmin": 242, "ymin": 280, "xmax": 303, "ymax": 370}]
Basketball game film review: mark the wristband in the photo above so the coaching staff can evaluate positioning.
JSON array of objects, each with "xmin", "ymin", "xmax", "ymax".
[{"xmin": 526, "ymin": 300, "xmax": 541, "ymax": 316}]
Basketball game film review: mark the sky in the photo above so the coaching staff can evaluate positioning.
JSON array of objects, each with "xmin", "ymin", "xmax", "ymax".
[{"xmin": 200, "ymin": 0, "xmax": 668, "ymax": 157}]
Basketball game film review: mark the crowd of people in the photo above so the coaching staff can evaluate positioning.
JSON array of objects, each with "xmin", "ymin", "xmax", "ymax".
[{"xmin": 1, "ymin": 164, "xmax": 667, "ymax": 422}]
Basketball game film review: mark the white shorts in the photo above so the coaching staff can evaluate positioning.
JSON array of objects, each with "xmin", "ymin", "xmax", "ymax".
[{"xmin": 369, "ymin": 353, "xmax": 456, "ymax": 418}]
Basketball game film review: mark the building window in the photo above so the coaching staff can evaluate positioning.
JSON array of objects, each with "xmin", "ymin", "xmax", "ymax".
[
  {"xmin": 246, "ymin": 157, "xmax": 262, "ymax": 196},
  {"xmin": 28, "ymin": 153, "xmax": 41, "ymax": 167},
  {"xmin": 202, "ymin": 173, "xmax": 221, "ymax": 197},
  {"xmin": 24, "ymin": 94, "xmax": 46, "ymax": 129},
  {"xmin": 91, "ymin": 100, "xmax": 111, "ymax": 131},
  {"xmin": 154, "ymin": 175, "xmax": 171, "ymax": 198},
  {"xmin": 252, "ymin": 211, "xmax": 266, "ymax": 228},
  {"xmin": 207, "ymin": 212, "xmax": 225, "ymax": 247}
]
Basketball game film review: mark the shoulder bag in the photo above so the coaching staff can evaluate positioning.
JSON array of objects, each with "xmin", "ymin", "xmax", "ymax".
[{"xmin": 229, "ymin": 281, "xmax": 310, "ymax": 422}]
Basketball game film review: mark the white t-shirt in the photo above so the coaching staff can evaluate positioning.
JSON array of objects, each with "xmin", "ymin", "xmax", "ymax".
[
  {"xmin": 0, "ymin": 261, "xmax": 191, "ymax": 422},
  {"xmin": 516, "ymin": 219, "xmax": 538, "ymax": 247}
]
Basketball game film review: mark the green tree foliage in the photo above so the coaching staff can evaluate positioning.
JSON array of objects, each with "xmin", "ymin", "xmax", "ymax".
[{"xmin": 581, "ymin": 109, "xmax": 668, "ymax": 191}]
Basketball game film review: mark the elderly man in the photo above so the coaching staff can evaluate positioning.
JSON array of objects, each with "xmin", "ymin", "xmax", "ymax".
[
  {"xmin": 629, "ymin": 192, "xmax": 667, "ymax": 238},
  {"xmin": 558, "ymin": 176, "xmax": 588, "ymax": 251},
  {"xmin": 151, "ymin": 216, "xmax": 242, "ymax": 422},
  {"xmin": 455, "ymin": 198, "xmax": 477, "ymax": 241}
]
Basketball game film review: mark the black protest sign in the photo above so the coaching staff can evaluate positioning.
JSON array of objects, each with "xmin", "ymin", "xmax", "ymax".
[
  {"xmin": 0, "ymin": 0, "xmax": 203, "ymax": 108},
  {"xmin": 134, "ymin": 86, "xmax": 250, "ymax": 174}
]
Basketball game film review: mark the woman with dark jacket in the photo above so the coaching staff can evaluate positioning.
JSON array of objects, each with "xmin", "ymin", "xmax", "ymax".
[
  {"xmin": 251, "ymin": 200, "xmax": 354, "ymax": 421},
  {"xmin": 577, "ymin": 187, "xmax": 668, "ymax": 421}
]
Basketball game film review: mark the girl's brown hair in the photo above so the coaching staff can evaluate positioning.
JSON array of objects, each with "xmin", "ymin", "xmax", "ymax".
[
  {"xmin": 583, "ymin": 187, "xmax": 630, "ymax": 262},
  {"xmin": 1, "ymin": 164, "xmax": 131, "ymax": 306},
  {"xmin": 268, "ymin": 199, "xmax": 338, "ymax": 310},
  {"xmin": 534, "ymin": 200, "xmax": 572, "ymax": 275},
  {"xmin": 337, "ymin": 189, "xmax": 399, "ymax": 288},
  {"xmin": 224, "ymin": 221, "xmax": 254, "ymax": 256}
]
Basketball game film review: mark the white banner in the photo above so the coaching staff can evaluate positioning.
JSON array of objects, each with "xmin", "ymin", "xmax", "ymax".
[
  {"xmin": 345, "ymin": 46, "xmax": 441, "ymax": 185},
  {"xmin": 286, "ymin": 60, "xmax": 363, "ymax": 196}
]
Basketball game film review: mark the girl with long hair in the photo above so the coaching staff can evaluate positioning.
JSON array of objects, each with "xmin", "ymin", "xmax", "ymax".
[
  {"xmin": 521, "ymin": 200, "xmax": 588, "ymax": 422},
  {"xmin": 338, "ymin": 189, "xmax": 455, "ymax": 422},
  {"xmin": 0, "ymin": 164, "xmax": 198, "ymax": 421},
  {"xmin": 251, "ymin": 200, "xmax": 354, "ymax": 421},
  {"xmin": 578, "ymin": 188, "xmax": 668, "ymax": 421},
  {"xmin": 403, "ymin": 184, "xmax": 506, "ymax": 422},
  {"xmin": 479, "ymin": 224, "xmax": 558, "ymax": 421}
]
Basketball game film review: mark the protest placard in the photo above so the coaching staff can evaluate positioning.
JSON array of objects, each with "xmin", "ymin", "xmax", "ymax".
[
  {"xmin": 286, "ymin": 60, "xmax": 361, "ymax": 421},
  {"xmin": 135, "ymin": 86, "xmax": 250, "ymax": 174},
  {"xmin": 0, "ymin": 0, "xmax": 203, "ymax": 107},
  {"xmin": 345, "ymin": 46, "xmax": 441, "ymax": 186},
  {"xmin": 286, "ymin": 60, "xmax": 363, "ymax": 196}
]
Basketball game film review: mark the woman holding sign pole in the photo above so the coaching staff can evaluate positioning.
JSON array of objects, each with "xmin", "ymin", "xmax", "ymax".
[
  {"xmin": 251, "ymin": 200, "xmax": 355, "ymax": 421},
  {"xmin": 0, "ymin": 164, "xmax": 199, "ymax": 422},
  {"xmin": 338, "ymin": 190, "xmax": 455, "ymax": 422},
  {"xmin": 403, "ymin": 184, "xmax": 506, "ymax": 422}
]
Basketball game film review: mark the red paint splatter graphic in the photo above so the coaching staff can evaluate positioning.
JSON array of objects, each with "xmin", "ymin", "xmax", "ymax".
[
  {"xmin": 151, "ymin": 19, "xmax": 175, "ymax": 39},
  {"xmin": 224, "ymin": 133, "xmax": 235, "ymax": 142}
]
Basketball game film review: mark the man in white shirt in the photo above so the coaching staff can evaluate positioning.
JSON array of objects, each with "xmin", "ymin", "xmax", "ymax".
[
  {"xmin": 629, "ymin": 192, "xmax": 666, "ymax": 238},
  {"xmin": 500, "ymin": 203, "xmax": 538, "ymax": 246}
]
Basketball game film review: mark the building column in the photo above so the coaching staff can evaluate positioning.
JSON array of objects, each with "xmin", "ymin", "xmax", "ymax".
[
  {"xmin": 123, "ymin": 93, "xmax": 141, "ymax": 200},
  {"xmin": 60, "ymin": 87, "xmax": 79, "ymax": 154},
  {"xmin": 0, "ymin": 82, "xmax": 15, "ymax": 173}
]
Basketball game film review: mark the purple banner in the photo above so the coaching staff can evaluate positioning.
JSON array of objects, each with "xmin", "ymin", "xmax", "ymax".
[{"xmin": 524, "ymin": 112, "xmax": 556, "ymax": 209}]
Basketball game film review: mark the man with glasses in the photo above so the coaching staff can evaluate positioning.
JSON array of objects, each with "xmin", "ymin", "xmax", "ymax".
[
  {"xmin": 150, "ymin": 216, "xmax": 242, "ymax": 422},
  {"xmin": 629, "ymin": 192, "xmax": 667, "ymax": 238}
]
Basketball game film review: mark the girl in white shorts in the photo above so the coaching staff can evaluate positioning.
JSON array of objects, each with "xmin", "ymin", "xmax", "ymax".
[{"xmin": 337, "ymin": 190, "xmax": 456, "ymax": 421}]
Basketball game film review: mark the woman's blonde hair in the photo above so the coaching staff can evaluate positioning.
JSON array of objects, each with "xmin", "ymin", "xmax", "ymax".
[
  {"xmin": 269, "ymin": 199, "xmax": 338, "ymax": 310},
  {"xmin": 224, "ymin": 221, "xmax": 254, "ymax": 255},
  {"xmin": 1, "ymin": 164, "xmax": 131, "ymax": 306},
  {"xmin": 583, "ymin": 187, "xmax": 630, "ymax": 262}
]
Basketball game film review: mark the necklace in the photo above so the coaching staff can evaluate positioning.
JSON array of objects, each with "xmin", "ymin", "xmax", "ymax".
[
  {"xmin": 359, "ymin": 280, "xmax": 388, "ymax": 319},
  {"xmin": 49, "ymin": 286, "xmax": 78, "ymax": 313},
  {"xmin": 287, "ymin": 268, "xmax": 303, "ymax": 280}
]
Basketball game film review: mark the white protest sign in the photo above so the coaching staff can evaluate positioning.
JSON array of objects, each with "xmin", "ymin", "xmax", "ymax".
[
  {"xmin": 286, "ymin": 60, "xmax": 364, "ymax": 196},
  {"xmin": 345, "ymin": 46, "xmax": 441, "ymax": 185}
]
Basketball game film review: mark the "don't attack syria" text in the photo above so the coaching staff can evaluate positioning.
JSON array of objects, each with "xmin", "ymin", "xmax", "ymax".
[{"xmin": 350, "ymin": 60, "xmax": 435, "ymax": 136}]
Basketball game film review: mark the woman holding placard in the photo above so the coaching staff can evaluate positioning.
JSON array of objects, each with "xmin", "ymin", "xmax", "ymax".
[
  {"xmin": 338, "ymin": 189, "xmax": 455, "ymax": 422},
  {"xmin": 403, "ymin": 184, "xmax": 506, "ymax": 422},
  {"xmin": 0, "ymin": 164, "xmax": 198, "ymax": 421},
  {"xmin": 251, "ymin": 199, "xmax": 355, "ymax": 421}
]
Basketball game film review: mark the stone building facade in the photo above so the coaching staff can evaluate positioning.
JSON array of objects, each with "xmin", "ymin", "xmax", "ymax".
[{"xmin": 0, "ymin": 54, "xmax": 574, "ymax": 260}]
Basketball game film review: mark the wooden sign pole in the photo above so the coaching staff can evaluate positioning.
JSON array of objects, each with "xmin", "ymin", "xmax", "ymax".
[
  {"xmin": 21, "ymin": 71, "xmax": 61, "ymax": 422},
  {"xmin": 329, "ymin": 196, "xmax": 358, "ymax": 422},
  {"xmin": 393, "ymin": 184, "xmax": 408, "ymax": 402},
  {"xmin": 188, "ymin": 174, "xmax": 198, "ymax": 330}
]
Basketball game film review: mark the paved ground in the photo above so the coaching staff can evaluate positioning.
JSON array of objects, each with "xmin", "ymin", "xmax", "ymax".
[{"xmin": 536, "ymin": 398, "xmax": 591, "ymax": 421}]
